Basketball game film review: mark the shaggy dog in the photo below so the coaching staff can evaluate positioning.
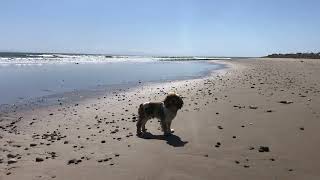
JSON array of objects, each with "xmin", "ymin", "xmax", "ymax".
[{"xmin": 136, "ymin": 92, "xmax": 183, "ymax": 136}]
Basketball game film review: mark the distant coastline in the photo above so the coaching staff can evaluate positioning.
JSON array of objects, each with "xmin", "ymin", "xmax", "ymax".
[{"xmin": 264, "ymin": 52, "xmax": 320, "ymax": 59}]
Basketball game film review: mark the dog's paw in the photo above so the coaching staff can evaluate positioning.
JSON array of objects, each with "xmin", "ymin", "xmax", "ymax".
[
  {"xmin": 136, "ymin": 131, "xmax": 144, "ymax": 137},
  {"xmin": 170, "ymin": 129, "xmax": 175, "ymax": 133}
]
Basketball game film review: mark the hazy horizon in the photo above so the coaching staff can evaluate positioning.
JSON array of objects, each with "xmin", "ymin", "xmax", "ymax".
[
  {"xmin": 1, "ymin": 0, "xmax": 320, "ymax": 56},
  {"xmin": 0, "ymin": 51, "xmax": 257, "ymax": 57}
]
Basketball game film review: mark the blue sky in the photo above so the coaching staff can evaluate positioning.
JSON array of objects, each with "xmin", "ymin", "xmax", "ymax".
[{"xmin": 0, "ymin": 0, "xmax": 320, "ymax": 56}]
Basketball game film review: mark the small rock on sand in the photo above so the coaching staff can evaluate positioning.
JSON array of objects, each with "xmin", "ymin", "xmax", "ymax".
[
  {"xmin": 258, "ymin": 146, "xmax": 270, "ymax": 152},
  {"xmin": 67, "ymin": 159, "xmax": 77, "ymax": 165},
  {"xmin": 36, "ymin": 157, "xmax": 44, "ymax": 162},
  {"xmin": 249, "ymin": 105, "xmax": 258, "ymax": 109},
  {"xmin": 278, "ymin": 100, "xmax": 293, "ymax": 104},
  {"xmin": 215, "ymin": 142, "xmax": 221, "ymax": 148},
  {"xmin": 7, "ymin": 154, "xmax": 16, "ymax": 158},
  {"xmin": 8, "ymin": 158, "xmax": 17, "ymax": 164},
  {"xmin": 30, "ymin": 143, "xmax": 37, "ymax": 147}
]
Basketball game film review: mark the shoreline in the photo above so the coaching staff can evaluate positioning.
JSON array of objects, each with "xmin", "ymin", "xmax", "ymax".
[
  {"xmin": 0, "ymin": 60, "xmax": 228, "ymax": 114},
  {"xmin": 1, "ymin": 58, "xmax": 320, "ymax": 179}
]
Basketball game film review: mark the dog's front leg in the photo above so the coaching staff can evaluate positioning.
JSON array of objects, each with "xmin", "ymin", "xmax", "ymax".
[
  {"xmin": 161, "ymin": 119, "xmax": 171, "ymax": 136},
  {"xmin": 167, "ymin": 119, "xmax": 174, "ymax": 133}
]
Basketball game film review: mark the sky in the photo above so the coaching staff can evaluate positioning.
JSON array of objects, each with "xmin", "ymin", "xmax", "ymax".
[{"xmin": 0, "ymin": 0, "xmax": 320, "ymax": 57}]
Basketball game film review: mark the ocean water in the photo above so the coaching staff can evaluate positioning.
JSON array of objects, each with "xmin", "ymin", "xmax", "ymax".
[{"xmin": 0, "ymin": 54, "xmax": 226, "ymax": 106}]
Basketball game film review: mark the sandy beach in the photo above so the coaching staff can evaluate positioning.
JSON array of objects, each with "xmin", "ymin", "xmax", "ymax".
[{"xmin": 1, "ymin": 58, "xmax": 320, "ymax": 180}]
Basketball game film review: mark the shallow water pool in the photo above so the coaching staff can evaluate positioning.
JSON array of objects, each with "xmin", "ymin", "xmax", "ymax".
[{"xmin": 0, "ymin": 61, "xmax": 224, "ymax": 105}]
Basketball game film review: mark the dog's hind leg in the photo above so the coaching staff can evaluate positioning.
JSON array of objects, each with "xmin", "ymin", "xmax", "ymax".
[
  {"xmin": 136, "ymin": 118, "xmax": 143, "ymax": 136},
  {"xmin": 136, "ymin": 104, "xmax": 145, "ymax": 136},
  {"xmin": 141, "ymin": 118, "xmax": 148, "ymax": 133}
]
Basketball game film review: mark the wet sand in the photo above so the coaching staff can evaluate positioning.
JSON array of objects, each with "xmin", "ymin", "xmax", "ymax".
[{"xmin": 1, "ymin": 58, "xmax": 320, "ymax": 180}]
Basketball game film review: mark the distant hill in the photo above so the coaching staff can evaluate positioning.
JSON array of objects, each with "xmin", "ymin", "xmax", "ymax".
[{"xmin": 264, "ymin": 52, "xmax": 320, "ymax": 59}]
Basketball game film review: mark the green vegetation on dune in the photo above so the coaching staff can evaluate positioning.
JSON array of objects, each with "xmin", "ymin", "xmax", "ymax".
[{"xmin": 265, "ymin": 52, "xmax": 320, "ymax": 59}]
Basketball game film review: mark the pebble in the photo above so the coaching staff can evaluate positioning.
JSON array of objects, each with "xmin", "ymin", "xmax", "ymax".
[
  {"xmin": 279, "ymin": 100, "xmax": 293, "ymax": 104},
  {"xmin": 258, "ymin": 146, "xmax": 270, "ymax": 152},
  {"xmin": 36, "ymin": 157, "xmax": 44, "ymax": 162},
  {"xmin": 249, "ymin": 106, "xmax": 258, "ymax": 109},
  {"xmin": 7, "ymin": 154, "xmax": 16, "ymax": 158},
  {"xmin": 8, "ymin": 158, "xmax": 17, "ymax": 164},
  {"xmin": 67, "ymin": 159, "xmax": 76, "ymax": 165},
  {"xmin": 76, "ymin": 159, "xmax": 82, "ymax": 164},
  {"xmin": 30, "ymin": 143, "xmax": 37, "ymax": 147},
  {"xmin": 215, "ymin": 142, "xmax": 221, "ymax": 148}
]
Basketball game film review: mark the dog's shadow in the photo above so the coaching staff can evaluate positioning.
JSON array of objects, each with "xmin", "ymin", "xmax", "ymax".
[{"xmin": 139, "ymin": 132, "xmax": 188, "ymax": 147}]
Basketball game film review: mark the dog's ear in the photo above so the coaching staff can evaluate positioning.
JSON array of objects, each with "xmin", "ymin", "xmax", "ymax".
[
  {"xmin": 176, "ymin": 95, "xmax": 184, "ymax": 109},
  {"xmin": 163, "ymin": 93, "xmax": 173, "ymax": 108}
]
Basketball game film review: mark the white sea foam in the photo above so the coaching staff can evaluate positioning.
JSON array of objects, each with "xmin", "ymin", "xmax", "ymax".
[
  {"xmin": 0, "ymin": 54, "xmax": 230, "ymax": 66},
  {"xmin": 0, "ymin": 55, "xmax": 153, "ymax": 66}
]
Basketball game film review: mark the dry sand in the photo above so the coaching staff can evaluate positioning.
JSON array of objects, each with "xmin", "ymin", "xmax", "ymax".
[{"xmin": 1, "ymin": 58, "xmax": 320, "ymax": 180}]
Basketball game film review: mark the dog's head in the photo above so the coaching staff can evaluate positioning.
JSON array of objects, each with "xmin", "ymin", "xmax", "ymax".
[{"xmin": 163, "ymin": 92, "xmax": 184, "ymax": 110}]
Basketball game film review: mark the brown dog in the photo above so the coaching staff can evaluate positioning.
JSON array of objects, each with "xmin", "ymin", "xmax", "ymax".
[{"xmin": 136, "ymin": 92, "xmax": 183, "ymax": 136}]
